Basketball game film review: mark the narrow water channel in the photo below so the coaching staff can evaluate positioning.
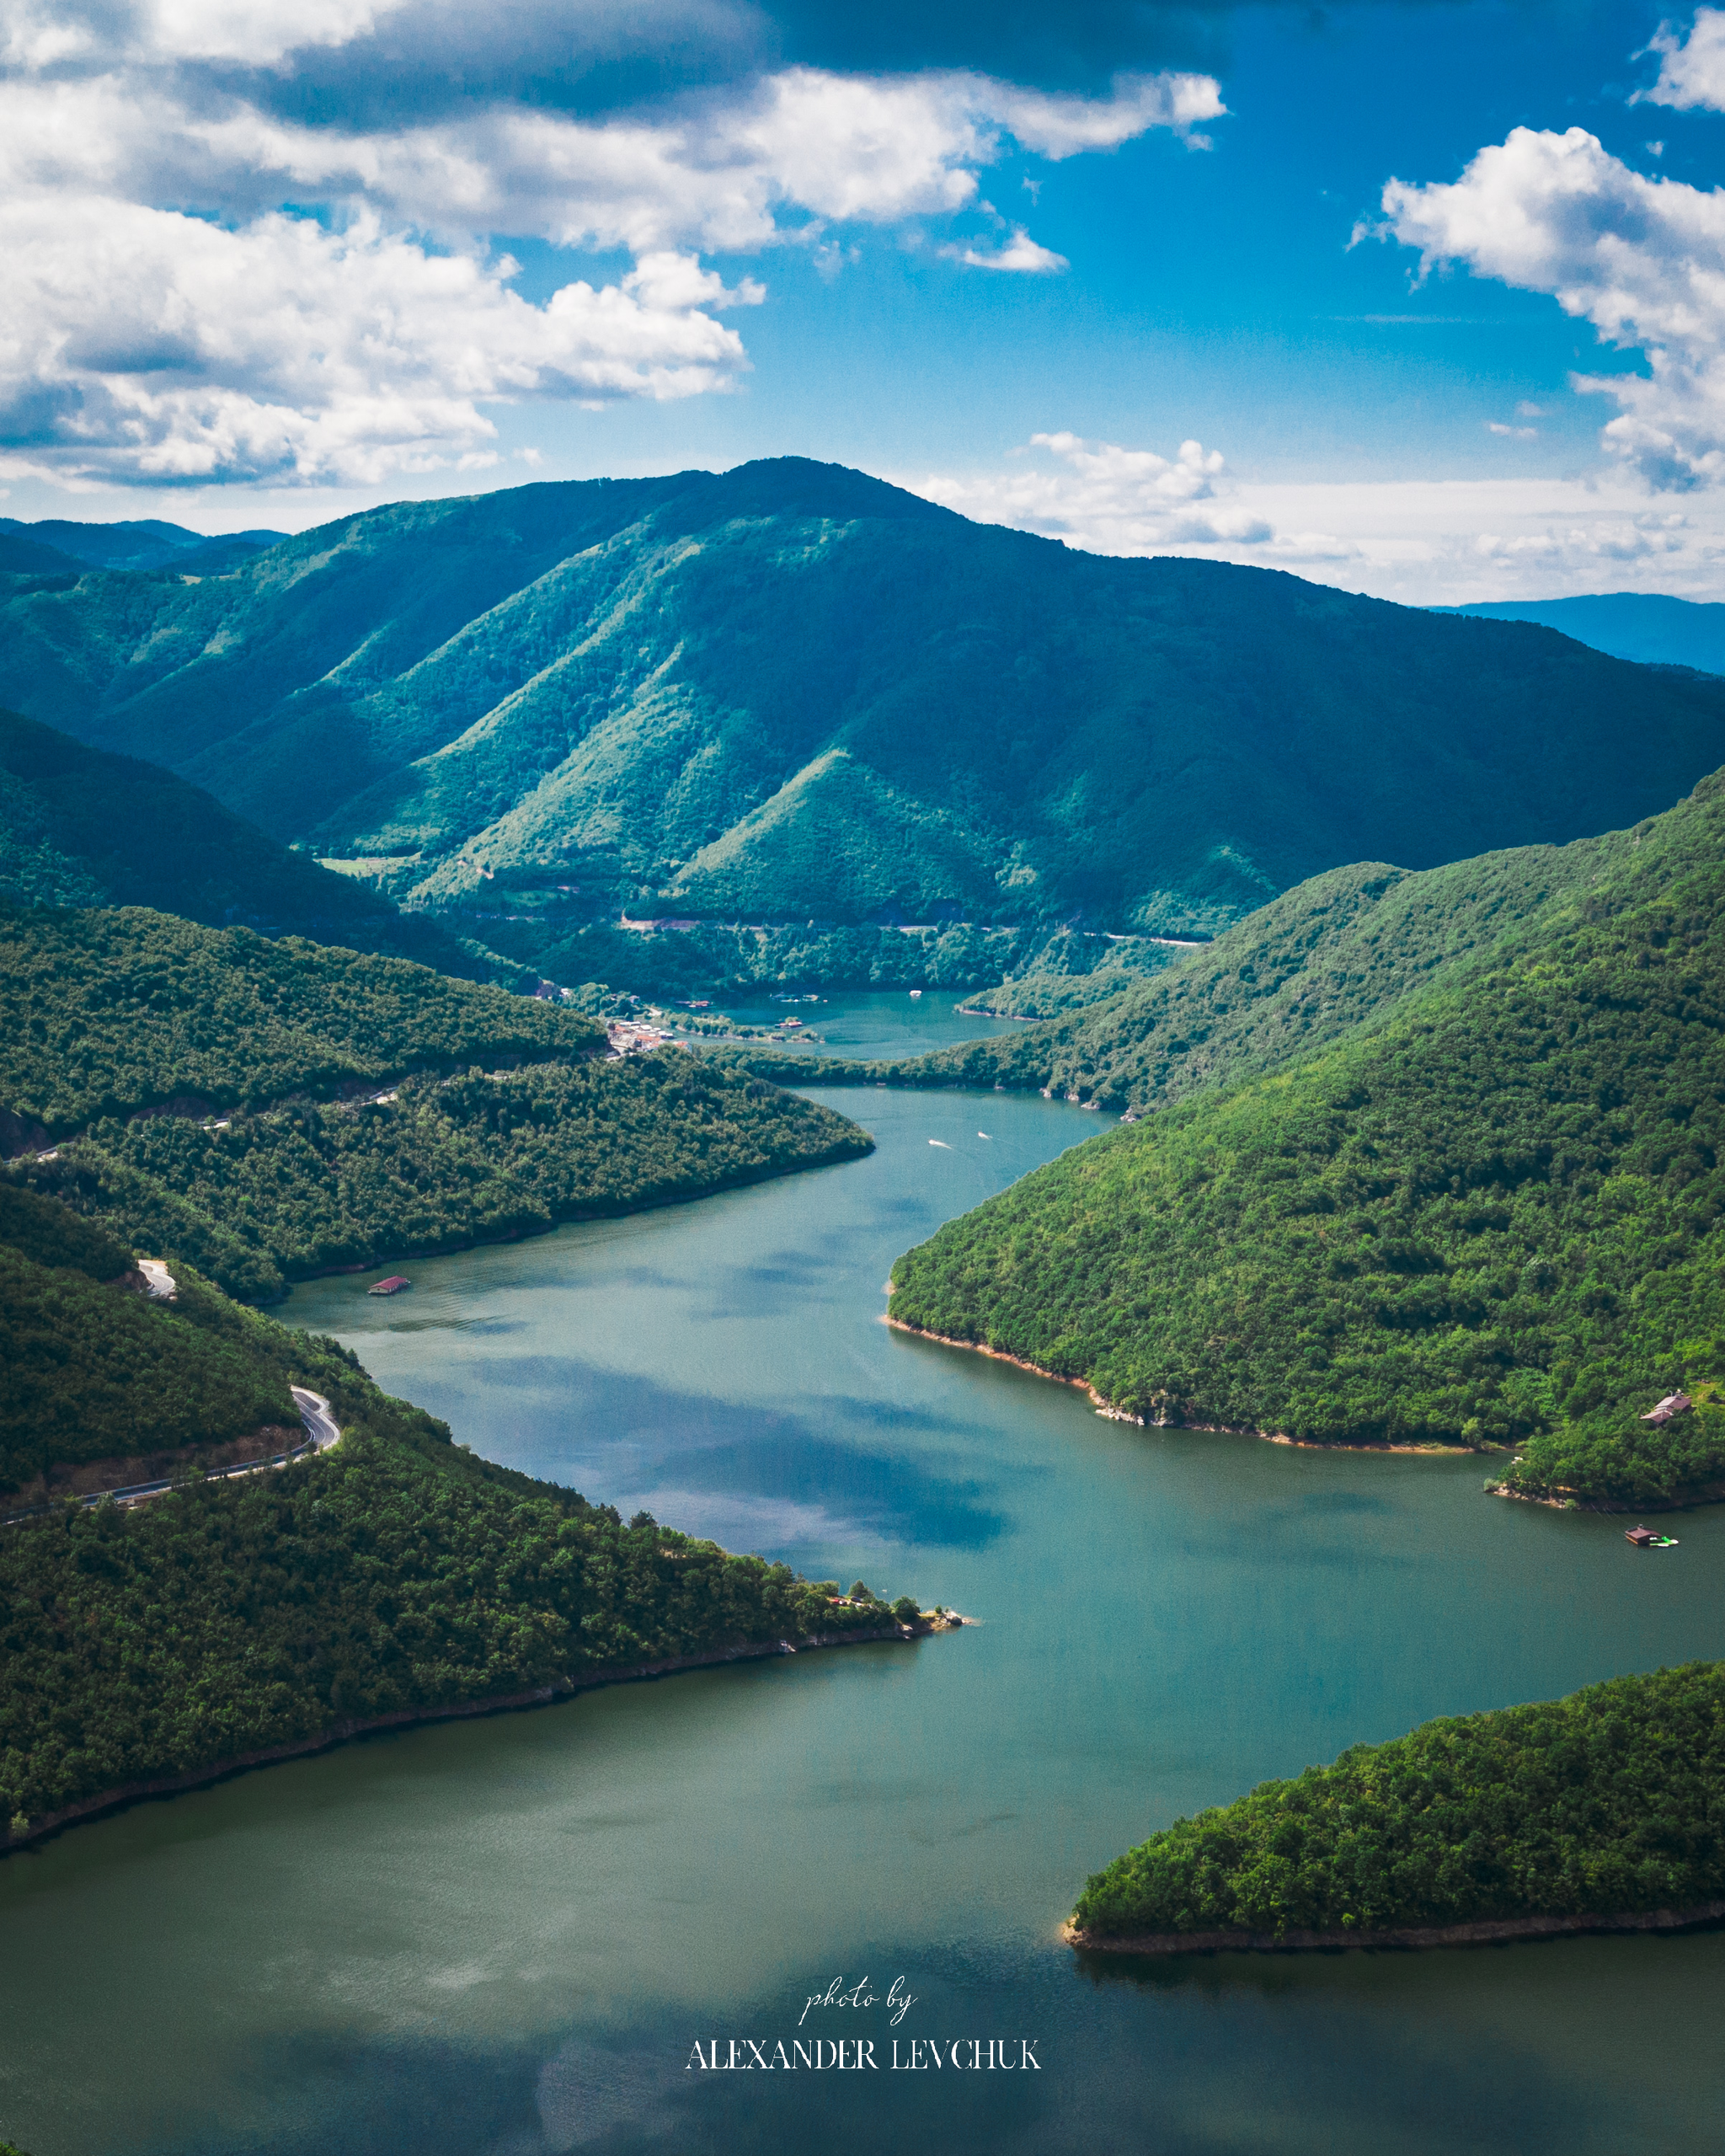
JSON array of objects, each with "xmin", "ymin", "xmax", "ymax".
[{"xmin": 3, "ymin": 1001, "xmax": 1722, "ymax": 2154}]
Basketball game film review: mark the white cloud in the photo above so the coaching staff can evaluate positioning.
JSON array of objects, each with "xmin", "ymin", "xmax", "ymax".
[
  {"xmin": 980, "ymin": 71, "xmax": 1226, "ymax": 156},
  {"xmin": 1487, "ymin": 421, "xmax": 1539, "ymax": 437},
  {"xmin": 148, "ymin": 0, "xmax": 399, "ymax": 63},
  {"xmin": 900, "ymin": 445, "xmax": 1725, "ymax": 604},
  {"xmin": 1639, "ymin": 6, "xmax": 1725, "ymax": 110},
  {"xmin": 1, "ymin": 0, "xmax": 404, "ymax": 68},
  {"xmin": 0, "ymin": 40, "xmax": 1220, "ymax": 482},
  {"xmin": 939, "ymin": 226, "xmax": 1068, "ymax": 272},
  {"xmin": 1376, "ymin": 125, "xmax": 1725, "ymax": 490},
  {"xmin": 913, "ymin": 432, "xmax": 1274, "ymax": 553},
  {"xmin": 0, "ymin": 205, "xmax": 757, "ymax": 485}
]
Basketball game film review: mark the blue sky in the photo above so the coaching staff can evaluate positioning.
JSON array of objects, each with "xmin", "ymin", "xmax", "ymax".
[{"xmin": 5, "ymin": 0, "xmax": 1725, "ymax": 599}]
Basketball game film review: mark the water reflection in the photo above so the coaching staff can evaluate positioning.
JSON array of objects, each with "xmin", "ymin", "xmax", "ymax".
[{"xmin": 2, "ymin": 1033, "xmax": 1722, "ymax": 2155}]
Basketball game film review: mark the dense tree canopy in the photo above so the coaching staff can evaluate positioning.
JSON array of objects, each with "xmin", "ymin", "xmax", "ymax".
[
  {"xmin": 17, "ymin": 1051, "xmax": 871, "ymax": 1302},
  {"xmin": 1072, "ymin": 1664, "xmax": 1725, "ymax": 1940},
  {"xmin": 0, "ymin": 707, "xmax": 493, "ymax": 976},
  {"xmin": 8, "ymin": 461, "xmax": 1724, "ymax": 964},
  {"xmin": 0, "ymin": 1329, "xmax": 912, "ymax": 1837},
  {"xmin": 0, "ymin": 904, "xmax": 603, "ymax": 1134},
  {"xmin": 889, "ymin": 773, "xmax": 1725, "ymax": 1503},
  {"xmin": 0, "ymin": 1196, "xmax": 302, "ymax": 1495}
]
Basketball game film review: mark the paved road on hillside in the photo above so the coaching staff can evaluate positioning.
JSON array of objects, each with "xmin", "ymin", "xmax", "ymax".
[{"xmin": 0, "ymin": 1389, "xmax": 343, "ymax": 1527}]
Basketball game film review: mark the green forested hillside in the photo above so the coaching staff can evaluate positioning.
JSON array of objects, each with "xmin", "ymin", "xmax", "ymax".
[
  {"xmin": 0, "ymin": 1185, "xmax": 297, "ymax": 1497},
  {"xmin": 889, "ymin": 773, "xmax": 1725, "ymax": 1503},
  {"xmin": 6, "ymin": 461, "xmax": 1723, "ymax": 960},
  {"xmin": 2, "ymin": 904, "xmax": 869, "ymax": 1297},
  {"xmin": 0, "ymin": 709, "xmax": 497, "ymax": 976},
  {"xmin": 890, "ymin": 822, "xmax": 1632, "ymax": 1108},
  {"xmin": 18, "ymin": 1054, "xmax": 871, "ymax": 1301},
  {"xmin": 0, "ymin": 904, "xmax": 603, "ymax": 1135},
  {"xmin": 0, "ymin": 1253, "xmax": 916, "ymax": 1838},
  {"xmin": 1071, "ymin": 1664, "xmax": 1725, "ymax": 1944},
  {"xmin": 0, "ymin": 516, "xmax": 283, "ymax": 573}
]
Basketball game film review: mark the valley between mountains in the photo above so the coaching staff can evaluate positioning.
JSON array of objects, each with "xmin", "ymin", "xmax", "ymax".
[{"xmin": 1, "ymin": 467, "xmax": 1722, "ymax": 2033}]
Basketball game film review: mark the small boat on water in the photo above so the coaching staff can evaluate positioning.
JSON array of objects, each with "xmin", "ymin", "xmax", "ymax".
[
  {"xmin": 368, "ymin": 1276, "xmax": 412, "ymax": 1297},
  {"xmin": 1626, "ymin": 1525, "xmax": 1679, "ymax": 1549}
]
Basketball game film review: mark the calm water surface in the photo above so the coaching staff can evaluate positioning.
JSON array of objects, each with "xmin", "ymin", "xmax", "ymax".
[
  {"xmin": 698, "ymin": 986, "xmax": 1029, "ymax": 1060},
  {"xmin": 3, "ymin": 1002, "xmax": 1722, "ymax": 2154}
]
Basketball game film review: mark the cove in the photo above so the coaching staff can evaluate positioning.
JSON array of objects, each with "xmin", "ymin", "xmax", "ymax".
[{"xmin": 2, "ymin": 998, "xmax": 1722, "ymax": 2155}]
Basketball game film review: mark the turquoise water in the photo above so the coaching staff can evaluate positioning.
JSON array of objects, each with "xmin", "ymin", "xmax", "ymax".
[
  {"xmin": 2, "ymin": 1032, "xmax": 1722, "ymax": 2153},
  {"xmin": 700, "ymin": 986, "xmax": 1032, "ymax": 1061}
]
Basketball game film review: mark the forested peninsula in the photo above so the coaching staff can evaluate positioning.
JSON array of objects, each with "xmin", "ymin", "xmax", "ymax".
[
  {"xmin": 887, "ymin": 771, "xmax": 1725, "ymax": 1506},
  {"xmin": 1068, "ymin": 1664, "xmax": 1725, "ymax": 1953},
  {"xmin": 0, "ymin": 1185, "xmax": 932, "ymax": 1844},
  {"xmin": 3, "ymin": 904, "xmax": 871, "ymax": 1298}
]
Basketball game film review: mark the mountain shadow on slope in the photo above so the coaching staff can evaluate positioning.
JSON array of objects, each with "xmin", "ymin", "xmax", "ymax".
[
  {"xmin": 0, "ymin": 709, "xmax": 502, "ymax": 978},
  {"xmin": 6, "ymin": 460, "xmax": 1724, "ymax": 953}
]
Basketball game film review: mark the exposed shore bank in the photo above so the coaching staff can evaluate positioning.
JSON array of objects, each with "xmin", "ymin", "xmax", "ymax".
[
  {"xmin": 1487, "ymin": 1479, "xmax": 1725, "ymax": 1515},
  {"xmin": 1060, "ymin": 1901, "xmax": 1725, "ymax": 1957},
  {"xmin": 884, "ymin": 1317, "xmax": 1475, "ymax": 1454},
  {"xmin": 1, "ymin": 1620, "xmax": 947, "ymax": 1856}
]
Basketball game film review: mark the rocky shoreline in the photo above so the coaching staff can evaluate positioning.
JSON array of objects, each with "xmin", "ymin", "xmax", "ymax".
[
  {"xmin": 1487, "ymin": 1479, "xmax": 1725, "ymax": 1515},
  {"xmin": 884, "ymin": 1317, "xmax": 1473, "ymax": 1452},
  {"xmin": 1, "ymin": 1620, "xmax": 948, "ymax": 1855},
  {"xmin": 1060, "ymin": 1900, "xmax": 1725, "ymax": 1956}
]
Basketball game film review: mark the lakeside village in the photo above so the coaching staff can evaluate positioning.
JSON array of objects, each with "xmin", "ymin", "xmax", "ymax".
[{"xmin": 601, "ymin": 994, "xmax": 824, "ymax": 1057}]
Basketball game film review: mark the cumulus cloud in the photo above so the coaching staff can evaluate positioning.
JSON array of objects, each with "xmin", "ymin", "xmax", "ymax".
[
  {"xmin": 0, "ymin": 3, "xmax": 1222, "ymax": 484},
  {"xmin": 1376, "ymin": 125, "xmax": 1725, "ymax": 490},
  {"xmin": 914, "ymin": 431, "xmax": 1275, "ymax": 552},
  {"xmin": 901, "ymin": 449, "xmax": 1725, "ymax": 604},
  {"xmin": 1639, "ymin": 6, "xmax": 1725, "ymax": 110},
  {"xmin": 0, "ymin": 205, "xmax": 758, "ymax": 485},
  {"xmin": 939, "ymin": 226, "xmax": 1068, "ymax": 272}
]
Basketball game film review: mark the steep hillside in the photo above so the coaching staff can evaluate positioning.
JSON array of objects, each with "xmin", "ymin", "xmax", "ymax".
[
  {"xmin": 0, "ymin": 904, "xmax": 606, "ymax": 1137},
  {"xmin": 17, "ymin": 1052, "xmax": 872, "ymax": 1302},
  {"xmin": 0, "ymin": 709, "xmax": 502, "ymax": 976},
  {"xmin": 0, "ymin": 1200, "xmax": 919, "ymax": 1843},
  {"xmin": 1071, "ymin": 1664, "xmax": 1725, "ymax": 1948},
  {"xmin": 0, "ymin": 1184, "xmax": 296, "ymax": 1498},
  {"xmin": 887, "ymin": 772, "xmax": 1725, "ymax": 1505},
  {"xmin": 6, "ymin": 462, "xmax": 1724, "ymax": 951},
  {"xmin": 1, "ymin": 904, "xmax": 871, "ymax": 1298},
  {"xmin": 888, "ymin": 820, "xmax": 1635, "ymax": 1107}
]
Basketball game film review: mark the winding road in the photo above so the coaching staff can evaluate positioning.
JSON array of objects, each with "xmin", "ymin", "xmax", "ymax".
[{"xmin": 0, "ymin": 1389, "xmax": 343, "ymax": 1527}]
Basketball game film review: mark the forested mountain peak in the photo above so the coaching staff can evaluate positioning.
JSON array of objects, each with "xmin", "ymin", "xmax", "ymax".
[{"xmin": 4, "ymin": 464, "xmax": 1723, "ymax": 962}]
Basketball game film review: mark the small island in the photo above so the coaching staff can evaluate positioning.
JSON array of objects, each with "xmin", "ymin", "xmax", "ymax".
[{"xmin": 1065, "ymin": 1664, "xmax": 1725, "ymax": 1955}]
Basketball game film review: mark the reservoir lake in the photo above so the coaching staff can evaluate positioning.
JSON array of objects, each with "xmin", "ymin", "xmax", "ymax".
[{"xmin": 3, "ymin": 993, "xmax": 1722, "ymax": 2154}]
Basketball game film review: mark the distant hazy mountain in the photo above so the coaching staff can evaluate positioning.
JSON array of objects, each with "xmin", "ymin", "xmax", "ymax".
[
  {"xmin": 0, "ymin": 708, "xmax": 494, "ymax": 977},
  {"xmin": 0, "ymin": 516, "xmax": 285, "ymax": 574},
  {"xmin": 4, "ymin": 460, "xmax": 1724, "ymax": 941},
  {"xmin": 1445, "ymin": 593, "xmax": 1725, "ymax": 677}
]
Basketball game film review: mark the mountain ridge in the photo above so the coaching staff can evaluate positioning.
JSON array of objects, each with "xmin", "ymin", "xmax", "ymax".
[
  {"xmin": 6, "ymin": 460, "xmax": 1724, "ymax": 964},
  {"xmin": 0, "ymin": 708, "xmax": 503, "ymax": 980}
]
